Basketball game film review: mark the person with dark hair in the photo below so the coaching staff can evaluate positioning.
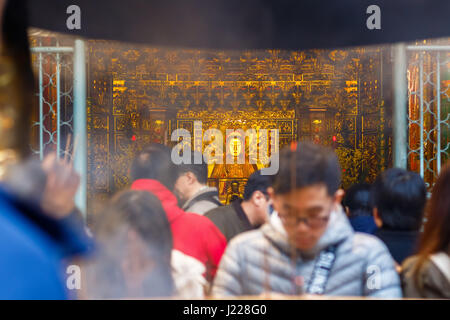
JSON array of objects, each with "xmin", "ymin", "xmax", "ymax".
[
  {"xmin": 130, "ymin": 144, "xmax": 227, "ymax": 286},
  {"xmin": 0, "ymin": 150, "xmax": 93, "ymax": 299},
  {"xmin": 130, "ymin": 144, "xmax": 179, "ymax": 190},
  {"xmin": 87, "ymin": 190, "xmax": 175, "ymax": 298},
  {"xmin": 173, "ymin": 151, "xmax": 222, "ymax": 215},
  {"xmin": 343, "ymin": 183, "xmax": 377, "ymax": 234},
  {"xmin": 372, "ymin": 168, "xmax": 427, "ymax": 265},
  {"xmin": 213, "ymin": 142, "xmax": 401, "ymax": 298},
  {"xmin": 0, "ymin": 1, "xmax": 76, "ymax": 299},
  {"xmin": 205, "ymin": 170, "xmax": 272, "ymax": 242},
  {"xmin": 401, "ymin": 163, "xmax": 450, "ymax": 298}
]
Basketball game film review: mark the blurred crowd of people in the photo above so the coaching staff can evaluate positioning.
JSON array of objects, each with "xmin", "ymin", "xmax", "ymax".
[
  {"xmin": 0, "ymin": 0, "xmax": 448, "ymax": 301},
  {"xmin": 1, "ymin": 141, "xmax": 449, "ymax": 299}
]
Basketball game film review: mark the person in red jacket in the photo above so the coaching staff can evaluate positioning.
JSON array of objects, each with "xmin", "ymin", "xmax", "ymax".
[{"xmin": 129, "ymin": 144, "xmax": 227, "ymax": 284}]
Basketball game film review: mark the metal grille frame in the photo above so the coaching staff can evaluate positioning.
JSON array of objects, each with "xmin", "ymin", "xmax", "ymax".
[
  {"xmin": 30, "ymin": 40, "xmax": 87, "ymax": 217},
  {"xmin": 407, "ymin": 45, "xmax": 450, "ymax": 187},
  {"xmin": 31, "ymin": 45, "xmax": 75, "ymax": 160}
]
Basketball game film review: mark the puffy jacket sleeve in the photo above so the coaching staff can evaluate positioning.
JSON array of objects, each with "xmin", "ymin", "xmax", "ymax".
[
  {"xmin": 363, "ymin": 240, "xmax": 402, "ymax": 298},
  {"xmin": 212, "ymin": 237, "xmax": 245, "ymax": 297}
]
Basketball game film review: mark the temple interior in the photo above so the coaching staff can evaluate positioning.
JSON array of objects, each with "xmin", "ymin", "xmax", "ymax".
[{"xmin": 28, "ymin": 31, "xmax": 450, "ymax": 216}]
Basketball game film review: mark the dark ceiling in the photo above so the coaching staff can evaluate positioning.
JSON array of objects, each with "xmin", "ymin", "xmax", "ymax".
[{"xmin": 27, "ymin": 0, "xmax": 450, "ymax": 50}]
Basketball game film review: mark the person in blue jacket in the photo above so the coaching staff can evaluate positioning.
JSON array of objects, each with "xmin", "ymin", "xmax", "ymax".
[{"xmin": 0, "ymin": 155, "xmax": 93, "ymax": 299}]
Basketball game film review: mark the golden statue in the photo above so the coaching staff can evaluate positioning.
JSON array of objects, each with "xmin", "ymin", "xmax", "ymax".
[{"xmin": 226, "ymin": 180, "xmax": 243, "ymax": 204}]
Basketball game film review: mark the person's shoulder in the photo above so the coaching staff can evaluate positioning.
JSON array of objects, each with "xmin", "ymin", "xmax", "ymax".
[
  {"xmin": 204, "ymin": 204, "xmax": 234, "ymax": 222},
  {"xmin": 402, "ymin": 255, "xmax": 419, "ymax": 271},
  {"xmin": 182, "ymin": 210, "xmax": 216, "ymax": 224},
  {"xmin": 353, "ymin": 231, "xmax": 386, "ymax": 247},
  {"xmin": 403, "ymin": 253, "xmax": 450, "ymax": 279},
  {"xmin": 0, "ymin": 202, "xmax": 56, "ymax": 258},
  {"xmin": 227, "ymin": 228, "xmax": 266, "ymax": 249},
  {"xmin": 205, "ymin": 204, "xmax": 233, "ymax": 216},
  {"xmin": 401, "ymin": 253, "xmax": 450, "ymax": 298},
  {"xmin": 0, "ymin": 208, "xmax": 66, "ymax": 298},
  {"xmin": 187, "ymin": 201, "xmax": 218, "ymax": 215},
  {"xmin": 181, "ymin": 210, "xmax": 227, "ymax": 237},
  {"xmin": 351, "ymin": 231, "xmax": 392, "ymax": 258},
  {"xmin": 220, "ymin": 229, "xmax": 273, "ymax": 266}
]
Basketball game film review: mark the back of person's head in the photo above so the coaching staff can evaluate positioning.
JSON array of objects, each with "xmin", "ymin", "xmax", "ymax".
[
  {"xmin": 96, "ymin": 190, "xmax": 173, "ymax": 258},
  {"xmin": 418, "ymin": 162, "xmax": 450, "ymax": 256},
  {"xmin": 243, "ymin": 170, "xmax": 272, "ymax": 201},
  {"xmin": 175, "ymin": 151, "xmax": 208, "ymax": 184},
  {"xmin": 91, "ymin": 190, "xmax": 174, "ymax": 298},
  {"xmin": 272, "ymin": 141, "xmax": 341, "ymax": 196},
  {"xmin": 411, "ymin": 163, "xmax": 450, "ymax": 292},
  {"xmin": 130, "ymin": 144, "xmax": 177, "ymax": 190},
  {"xmin": 343, "ymin": 183, "xmax": 373, "ymax": 217},
  {"xmin": 371, "ymin": 168, "xmax": 426, "ymax": 231}
]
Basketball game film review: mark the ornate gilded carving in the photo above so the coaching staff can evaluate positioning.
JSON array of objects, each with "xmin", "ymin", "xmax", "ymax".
[{"xmin": 85, "ymin": 41, "xmax": 390, "ymax": 212}]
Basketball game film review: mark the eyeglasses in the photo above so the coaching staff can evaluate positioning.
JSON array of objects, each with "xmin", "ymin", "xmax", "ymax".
[{"xmin": 279, "ymin": 213, "xmax": 330, "ymax": 229}]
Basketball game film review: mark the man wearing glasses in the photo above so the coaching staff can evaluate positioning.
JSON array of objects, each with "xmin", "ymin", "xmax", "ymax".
[{"xmin": 212, "ymin": 142, "xmax": 401, "ymax": 298}]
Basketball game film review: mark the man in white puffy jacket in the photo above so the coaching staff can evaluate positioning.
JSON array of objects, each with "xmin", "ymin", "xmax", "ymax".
[{"xmin": 212, "ymin": 142, "xmax": 402, "ymax": 298}]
